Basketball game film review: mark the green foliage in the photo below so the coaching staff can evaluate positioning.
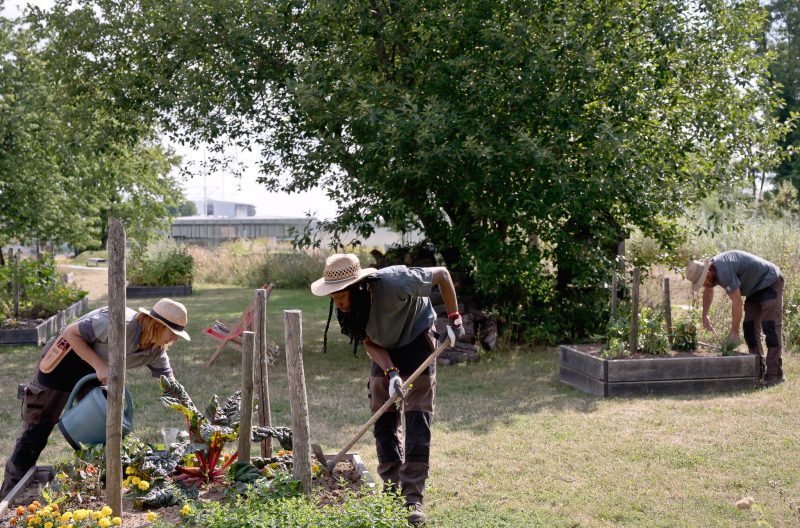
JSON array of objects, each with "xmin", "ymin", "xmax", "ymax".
[
  {"xmin": 672, "ymin": 314, "xmax": 698, "ymax": 352},
  {"xmin": 37, "ymin": 0, "xmax": 790, "ymax": 340},
  {"xmin": 179, "ymin": 488, "xmax": 410, "ymax": 528},
  {"xmin": 783, "ymin": 283, "xmax": 800, "ymax": 352},
  {"xmin": 128, "ymin": 240, "xmax": 194, "ymax": 287},
  {"xmin": 638, "ymin": 307, "xmax": 670, "ymax": 355},
  {"xmin": 0, "ymin": 254, "xmax": 86, "ymax": 321}
]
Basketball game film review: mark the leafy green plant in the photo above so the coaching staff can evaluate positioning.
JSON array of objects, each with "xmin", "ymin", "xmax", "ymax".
[
  {"xmin": 672, "ymin": 315, "xmax": 698, "ymax": 352},
  {"xmin": 128, "ymin": 239, "xmax": 194, "ymax": 286},
  {"xmin": 0, "ymin": 253, "xmax": 86, "ymax": 321},
  {"xmin": 638, "ymin": 306, "xmax": 670, "ymax": 355},
  {"xmin": 158, "ymin": 375, "xmax": 292, "ymax": 487}
]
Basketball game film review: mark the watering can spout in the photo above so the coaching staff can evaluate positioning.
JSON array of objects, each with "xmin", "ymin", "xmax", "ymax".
[{"xmin": 58, "ymin": 374, "xmax": 134, "ymax": 450}]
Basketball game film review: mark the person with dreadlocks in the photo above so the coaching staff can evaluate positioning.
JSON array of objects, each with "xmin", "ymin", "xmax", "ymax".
[{"xmin": 312, "ymin": 253, "xmax": 463, "ymax": 526}]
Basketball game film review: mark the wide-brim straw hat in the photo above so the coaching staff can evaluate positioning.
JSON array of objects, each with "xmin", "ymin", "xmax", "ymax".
[
  {"xmin": 138, "ymin": 298, "xmax": 191, "ymax": 341},
  {"xmin": 311, "ymin": 254, "xmax": 377, "ymax": 296},
  {"xmin": 685, "ymin": 259, "xmax": 711, "ymax": 292}
]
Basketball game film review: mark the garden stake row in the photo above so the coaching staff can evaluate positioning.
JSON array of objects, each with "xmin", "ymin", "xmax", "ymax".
[{"xmin": 326, "ymin": 326, "xmax": 457, "ymax": 472}]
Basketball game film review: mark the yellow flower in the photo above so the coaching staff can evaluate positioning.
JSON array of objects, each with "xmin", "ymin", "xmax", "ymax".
[
  {"xmin": 73, "ymin": 510, "xmax": 88, "ymax": 521},
  {"xmin": 92, "ymin": 511, "xmax": 103, "ymax": 520},
  {"xmin": 180, "ymin": 504, "xmax": 191, "ymax": 515},
  {"xmin": 112, "ymin": 517, "xmax": 122, "ymax": 526},
  {"xmin": 146, "ymin": 512, "xmax": 158, "ymax": 522},
  {"xmin": 44, "ymin": 522, "xmax": 53, "ymax": 528},
  {"xmin": 100, "ymin": 506, "xmax": 113, "ymax": 517},
  {"xmin": 130, "ymin": 476, "xmax": 141, "ymax": 486},
  {"xmin": 56, "ymin": 472, "xmax": 69, "ymax": 482},
  {"xmin": 125, "ymin": 467, "xmax": 136, "ymax": 475},
  {"xmin": 138, "ymin": 480, "xmax": 150, "ymax": 491},
  {"xmin": 98, "ymin": 518, "xmax": 111, "ymax": 528},
  {"xmin": 60, "ymin": 512, "xmax": 72, "ymax": 522}
]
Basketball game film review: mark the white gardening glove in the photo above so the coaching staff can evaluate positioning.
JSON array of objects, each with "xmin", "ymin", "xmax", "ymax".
[{"xmin": 388, "ymin": 370, "xmax": 403, "ymax": 400}]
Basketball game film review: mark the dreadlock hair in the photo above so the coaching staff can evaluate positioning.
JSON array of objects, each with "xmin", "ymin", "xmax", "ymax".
[{"xmin": 322, "ymin": 279, "xmax": 373, "ymax": 356}]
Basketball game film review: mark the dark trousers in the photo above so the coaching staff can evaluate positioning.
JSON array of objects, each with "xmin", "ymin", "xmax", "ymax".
[
  {"xmin": 1, "ymin": 380, "xmax": 71, "ymax": 498},
  {"xmin": 369, "ymin": 330, "xmax": 436, "ymax": 506},
  {"xmin": 743, "ymin": 276, "xmax": 784, "ymax": 380}
]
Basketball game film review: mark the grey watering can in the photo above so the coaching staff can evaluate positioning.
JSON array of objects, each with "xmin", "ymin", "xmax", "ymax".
[{"xmin": 58, "ymin": 374, "xmax": 134, "ymax": 450}]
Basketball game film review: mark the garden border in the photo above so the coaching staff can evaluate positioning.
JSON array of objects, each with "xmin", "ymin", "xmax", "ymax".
[
  {"xmin": 126, "ymin": 285, "xmax": 192, "ymax": 298},
  {"xmin": 0, "ymin": 297, "xmax": 89, "ymax": 345},
  {"xmin": 559, "ymin": 344, "xmax": 760, "ymax": 397}
]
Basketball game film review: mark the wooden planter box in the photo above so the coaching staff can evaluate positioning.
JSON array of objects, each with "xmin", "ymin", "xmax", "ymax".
[
  {"xmin": 0, "ymin": 465, "xmax": 55, "ymax": 514},
  {"xmin": 559, "ymin": 344, "xmax": 760, "ymax": 397},
  {"xmin": 0, "ymin": 297, "xmax": 89, "ymax": 346},
  {"xmin": 126, "ymin": 285, "xmax": 192, "ymax": 298}
]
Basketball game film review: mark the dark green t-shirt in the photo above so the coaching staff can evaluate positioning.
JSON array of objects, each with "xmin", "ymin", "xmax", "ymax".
[{"xmin": 365, "ymin": 266, "xmax": 436, "ymax": 349}]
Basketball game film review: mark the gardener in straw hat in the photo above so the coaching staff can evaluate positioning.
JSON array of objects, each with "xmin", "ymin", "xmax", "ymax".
[
  {"xmin": 1, "ymin": 298, "xmax": 191, "ymax": 498},
  {"xmin": 312, "ymin": 254, "xmax": 463, "ymax": 525},
  {"xmin": 686, "ymin": 250, "xmax": 784, "ymax": 386}
]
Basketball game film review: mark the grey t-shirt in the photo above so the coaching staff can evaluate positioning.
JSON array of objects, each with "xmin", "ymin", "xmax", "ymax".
[
  {"xmin": 365, "ymin": 266, "xmax": 436, "ymax": 349},
  {"xmin": 712, "ymin": 250, "xmax": 781, "ymax": 297},
  {"xmin": 78, "ymin": 307, "xmax": 173, "ymax": 377}
]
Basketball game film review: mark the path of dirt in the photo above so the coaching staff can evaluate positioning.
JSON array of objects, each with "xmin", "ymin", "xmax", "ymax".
[{"xmin": 59, "ymin": 265, "xmax": 108, "ymax": 304}]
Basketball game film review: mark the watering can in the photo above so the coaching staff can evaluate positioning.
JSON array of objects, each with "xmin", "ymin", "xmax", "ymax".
[{"xmin": 58, "ymin": 374, "xmax": 134, "ymax": 450}]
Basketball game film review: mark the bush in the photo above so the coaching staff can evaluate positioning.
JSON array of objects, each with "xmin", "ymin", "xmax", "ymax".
[
  {"xmin": 0, "ymin": 253, "xmax": 87, "ymax": 321},
  {"xmin": 128, "ymin": 240, "xmax": 194, "ymax": 286},
  {"xmin": 173, "ymin": 487, "xmax": 410, "ymax": 528}
]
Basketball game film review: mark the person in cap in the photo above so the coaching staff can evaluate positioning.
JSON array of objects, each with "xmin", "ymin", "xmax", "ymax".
[
  {"xmin": 0, "ymin": 298, "xmax": 190, "ymax": 497},
  {"xmin": 312, "ymin": 254, "xmax": 463, "ymax": 525},
  {"xmin": 686, "ymin": 250, "xmax": 784, "ymax": 385}
]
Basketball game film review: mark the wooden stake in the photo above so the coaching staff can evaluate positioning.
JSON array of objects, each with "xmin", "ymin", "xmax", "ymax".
[
  {"xmin": 611, "ymin": 273, "xmax": 618, "ymax": 318},
  {"xmin": 238, "ymin": 331, "xmax": 255, "ymax": 464},
  {"xmin": 284, "ymin": 310, "xmax": 311, "ymax": 497},
  {"xmin": 106, "ymin": 218, "xmax": 126, "ymax": 517},
  {"xmin": 629, "ymin": 267, "xmax": 640, "ymax": 354},
  {"xmin": 664, "ymin": 277, "xmax": 673, "ymax": 345},
  {"xmin": 254, "ymin": 287, "xmax": 273, "ymax": 457}
]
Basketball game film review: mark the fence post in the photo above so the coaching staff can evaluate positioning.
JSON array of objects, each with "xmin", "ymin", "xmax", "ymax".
[
  {"xmin": 629, "ymin": 268, "xmax": 640, "ymax": 354},
  {"xmin": 664, "ymin": 277, "xmax": 673, "ymax": 346},
  {"xmin": 610, "ymin": 273, "xmax": 618, "ymax": 318},
  {"xmin": 238, "ymin": 331, "xmax": 255, "ymax": 464},
  {"xmin": 254, "ymin": 288, "xmax": 273, "ymax": 457},
  {"xmin": 106, "ymin": 218, "xmax": 126, "ymax": 517},
  {"xmin": 12, "ymin": 250, "xmax": 20, "ymax": 318},
  {"xmin": 284, "ymin": 310, "xmax": 311, "ymax": 497}
]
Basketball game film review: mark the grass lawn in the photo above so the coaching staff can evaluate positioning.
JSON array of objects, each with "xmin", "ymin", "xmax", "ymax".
[{"xmin": 1, "ymin": 285, "xmax": 799, "ymax": 526}]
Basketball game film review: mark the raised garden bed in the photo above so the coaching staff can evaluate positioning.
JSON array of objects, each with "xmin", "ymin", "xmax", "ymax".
[
  {"xmin": 559, "ymin": 344, "xmax": 760, "ymax": 397},
  {"xmin": 0, "ymin": 296, "xmax": 89, "ymax": 345},
  {"xmin": 126, "ymin": 285, "xmax": 192, "ymax": 298}
]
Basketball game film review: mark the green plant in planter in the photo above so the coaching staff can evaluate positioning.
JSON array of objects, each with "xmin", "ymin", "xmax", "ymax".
[
  {"xmin": 128, "ymin": 240, "xmax": 194, "ymax": 287},
  {"xmin": 0, "ymin": 254, "xmax": 86, "ymax": 321},
  {"xmin": 638, "ymin": 306, "xmax": 670, "ymax": 355},
  {"xmin": 159, "ymin": 375, "xmax": 292, "ymax": 487},
  {"xmin": 672, "ymin": 316, "xmax": 698, "ymax": 352}
]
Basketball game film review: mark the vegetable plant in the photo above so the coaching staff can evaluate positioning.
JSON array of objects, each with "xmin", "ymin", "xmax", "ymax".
[{"xmin": 159, "ymin": 375, "xmax": 292, "ymax": 487}]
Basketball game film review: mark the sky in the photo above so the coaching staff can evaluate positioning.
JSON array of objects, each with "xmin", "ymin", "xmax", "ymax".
[{"xmin": 2, "ymin": 0, "xmax": 339, "ymax": 220}]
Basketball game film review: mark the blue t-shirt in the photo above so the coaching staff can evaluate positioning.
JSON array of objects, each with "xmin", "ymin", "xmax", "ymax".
[
  {"xmin": 365, "ymin": 266, "xmax": 436, "ymax": 349},
  {"xmin": 712, "ymin": 250, "xmax": 781, "ymax": 297}
]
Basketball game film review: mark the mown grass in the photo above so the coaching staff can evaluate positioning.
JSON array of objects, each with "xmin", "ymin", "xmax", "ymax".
[{"xmin": 1, "ymin": 285, "xmax": 799, "ymax": 526}]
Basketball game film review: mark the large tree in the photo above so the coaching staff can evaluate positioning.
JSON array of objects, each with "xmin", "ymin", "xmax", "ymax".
[
  {"xmin": 39, "ymin": 0, "xmax": 789, "ymax": 337},
  {"xmin": 0, "ymin": 14, "xmax": 182, "ymax": 254}
]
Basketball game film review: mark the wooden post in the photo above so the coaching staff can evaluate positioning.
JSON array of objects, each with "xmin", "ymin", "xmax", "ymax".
[
  {"xmin": 254, "ymin": 288, "xmax": 273, "ymax": 457},
  {"xmin": 618, "ymin": 241, "xmax": 626, "ymax": 299},
  {"xmin": 106, "ymin": 218, "xmax": 126, "ymax": 517},
  {"xmin": 12, "ymin": 250, "xmax": 20, "ymax": 317},
  {"xmin": 664, "ymin": 277, "xmax": 673, "ymax": 345},
  {"xmin": 238, "ymin": 331, "xmax": 255, "ymax": 464},
  {"xmin": 284, "ymin": 310, "xmax": 311, "ymax": 497},
  {"xmin": 610, "ymin": 273, "xmax": 618, "ymax": 318},
  {"xmin": 629, "ymin": 267, "xmax": 640, "ymax": 354}
]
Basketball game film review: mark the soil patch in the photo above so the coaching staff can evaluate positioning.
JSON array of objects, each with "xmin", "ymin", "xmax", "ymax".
[{"xmin": 312, "ymin": 460, "xmax": 366, "ymax": 505}]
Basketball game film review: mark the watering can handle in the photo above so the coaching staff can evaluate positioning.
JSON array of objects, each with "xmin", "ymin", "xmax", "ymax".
[{"xmin": 64, "ymin": 373, "xmax": 134, "ymax": 420}]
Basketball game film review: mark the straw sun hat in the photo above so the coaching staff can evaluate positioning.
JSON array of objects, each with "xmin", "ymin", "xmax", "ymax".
[
  {"xmin": 685, "ymin": 259, "xmax": 711, "ymax": 292},
  {"xmin": 311, "ymin": 254, "xmax": 377, "ymax": 296},
  {"xmin": 138, "ymin": 298, "xmax": 191, "ymax": 341}
]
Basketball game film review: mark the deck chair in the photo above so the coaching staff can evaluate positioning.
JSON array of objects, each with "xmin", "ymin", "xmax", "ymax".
[{"xmin": 204, "ymin": 284, "xmax": 275, "ymax": 366}]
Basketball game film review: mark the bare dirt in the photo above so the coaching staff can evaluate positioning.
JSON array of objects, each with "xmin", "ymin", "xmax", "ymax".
[{"xmin": 571, "ymin": 343, "xmax": 729, "ymax": 359}]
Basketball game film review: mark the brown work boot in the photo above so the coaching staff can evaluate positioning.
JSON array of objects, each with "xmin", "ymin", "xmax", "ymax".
[
  {"xmin": 763, "ymin": 375, "xmax": 784, "ymax": 387},
  {"xmin": 407, "ymin": 502, "xmax": 428, "ymax": 525}
]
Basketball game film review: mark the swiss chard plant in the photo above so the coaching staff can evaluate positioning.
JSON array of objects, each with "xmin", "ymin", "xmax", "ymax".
[{"xmin": 159, "ymin": 375, "xmax": 292, "ymax": 487}]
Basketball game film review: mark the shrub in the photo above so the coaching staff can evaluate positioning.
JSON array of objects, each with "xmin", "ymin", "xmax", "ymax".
[
  {"xmin": 128, "ymin": 239, "xmax": 194, "ymax": 286},
  {"xmin": 0, "ymin": 254, "xmax": 87, "ymax": 321},
  {"xmin": 671, "ymin": 313, "xmax": 698, "ymax": 352}
]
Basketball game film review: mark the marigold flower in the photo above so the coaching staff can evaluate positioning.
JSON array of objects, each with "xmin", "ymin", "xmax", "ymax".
[
  {"xmin": 180, "ymin": 504, "xmax": 191, "ymax": 515},
  {"xmin": 98, "ymin": 518, "xmax": 111, "ymax": 528},
  {"xmin": 125, "ymin": 466, "xmax": 136, "ymax": 475},
  {"xmin": 100, "ymin": 506, "xmax": 113, "ymax": 517},
  {"xmin": 44, "ymin": 522, "xmax": 54, "ymax": 528},
  {"xmin": 112, "ymin": 517, "xmax": 123, "ymax": 526},
  {"xmin": 138, "ymin": 480, "xmax": 150, "ymax": 491},
  {"xmin": 146, "ymin": 511, "xmax": 158, "ymax": 522},
  {"xmin": 16, "ymin": 506, "xmax": 26, "ymax": 516},
  {"xmin": 60, "ymin": 512, "xmax": 73, "ymax": 522},
  {"xmin": 130, "ymin": 476, "xmax": 141, "ymax": 486},
  {"xmin": 9, "ymin": 517, "xmax": 17, "ymax": 526}
]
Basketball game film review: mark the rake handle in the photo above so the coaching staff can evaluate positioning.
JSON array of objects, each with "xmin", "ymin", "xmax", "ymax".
[{"xmin": 327, "ymin": 334, "xmax": 453, "ymax": 471}]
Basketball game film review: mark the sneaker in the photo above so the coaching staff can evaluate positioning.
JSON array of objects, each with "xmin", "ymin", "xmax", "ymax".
[
  {"xmin": 407, "ymin": 502, "xmax": 428, "ymax": 525},
  {"xmin": 763, "ymin": 375, "xmax": 784, "ymax": 387}
]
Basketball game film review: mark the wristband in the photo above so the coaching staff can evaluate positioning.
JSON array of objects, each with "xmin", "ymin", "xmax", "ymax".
[
  {"xmin": 384, "ymin": 366, "xmax": 399, "ymax": 380},
  {"xmin": 447, "ymin": 311, "xmax": 460, "ymax": 319}
]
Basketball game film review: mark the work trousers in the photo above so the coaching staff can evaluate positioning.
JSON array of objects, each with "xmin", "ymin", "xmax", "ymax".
[
  {"xmin": 1, "ymin": 379, "xmax": 72, "ymax": 498},
  {"xmin": 369, "ymin": 330, "xmax": 436, "ymax": 506},
  {"xmin": 743, "ymin": 276, "xmax": 784, "ymax": 381}
]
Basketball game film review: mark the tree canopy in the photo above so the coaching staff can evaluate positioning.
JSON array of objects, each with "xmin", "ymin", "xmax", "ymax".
[
  {"xmin": 0, "ymin": 14, "xmax": 182, "ymax": 253},
  {"xmin": 38, "ymin": 0, "xmax": 790, "ymax": 338}
]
